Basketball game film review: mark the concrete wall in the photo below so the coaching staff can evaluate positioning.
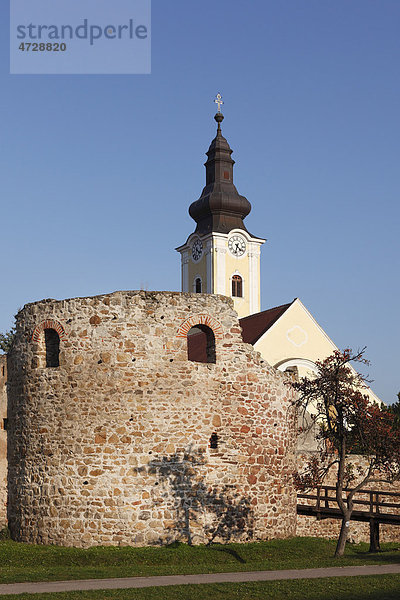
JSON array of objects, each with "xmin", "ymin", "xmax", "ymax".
[{"xmin": 7, "ymin": 290, "xmax": 297, "ymax": 547}]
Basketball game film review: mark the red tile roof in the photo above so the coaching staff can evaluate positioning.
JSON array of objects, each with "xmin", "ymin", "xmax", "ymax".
[{"xmin": 239, "ymin": 300, "xmax": 296, "ymax": 345}]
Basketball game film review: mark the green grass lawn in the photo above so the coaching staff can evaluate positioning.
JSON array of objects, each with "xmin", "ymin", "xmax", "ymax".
[
  {"xmin": 2, "ymin": 575, "xmax": 400, "ymax": 600},
  {"xmin": 0, "ymin": 536, "xmax": 399, "ymax": 585}
]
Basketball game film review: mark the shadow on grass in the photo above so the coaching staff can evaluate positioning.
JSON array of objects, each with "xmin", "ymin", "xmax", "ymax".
[
  {"xmin": 211, "ymin": 545, "xmax": 246, "ymax": 564},
  {"xmin": 349, "ymin": 550, "xmax": 400, "ymax": 564}
]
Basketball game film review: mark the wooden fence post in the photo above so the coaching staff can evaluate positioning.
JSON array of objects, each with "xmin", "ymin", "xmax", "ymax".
[{"xmin": 369, "ymin": 492, "xmax": 380, "ymax": 552}]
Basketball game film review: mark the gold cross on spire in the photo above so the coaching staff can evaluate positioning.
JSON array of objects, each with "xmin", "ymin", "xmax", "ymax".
[{"xmin": 214, "ymin": 93, "xmax": 223, "ymax": 113}]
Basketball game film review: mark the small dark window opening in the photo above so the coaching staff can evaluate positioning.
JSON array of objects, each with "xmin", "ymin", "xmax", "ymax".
[
  {"xmin": 45, "ymin": 328, "xmax": 60, "ymax": 368},
  {"xmin": 195, "ymin": 277, "xmax": 202, "ymax": 293},
  {"xmin": 2, "ymin": 418, "xmax": 8, "ymax": 431},
  {"xmin": 187, "ymin": 325, "xmax": 216, "ymax": 364},
  {"xmin": 209, "ymin": 432, "xmax": 218, "ymax": 449},
  {"xmin": 1, "ymin": 366, "xmax": 4, "ymax": 377},
  {"xmin": 223, "ymin": 170, "xmax": 230, "ymax": 180},
  {"xmin": 285, "ymin": 366, "xmax": 299, "ymax": 381},
  {"xmin": 232, "ymin": 275, "xmax": 243, "ymax": 297}
]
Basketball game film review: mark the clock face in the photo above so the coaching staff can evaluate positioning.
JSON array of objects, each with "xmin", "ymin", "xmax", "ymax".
[
  {"xmin": 228, "ymin": 235, "xmax": 246, "ymax": 257},
  {"xmin": 191, "ymin": 238, "xmax": 203, "ymax": 261}
]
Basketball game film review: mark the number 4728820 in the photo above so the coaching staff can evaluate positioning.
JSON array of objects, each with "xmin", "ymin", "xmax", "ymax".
[{"xmin": 19, "ymin": 42, "xmax": 66, "ymax": 51}]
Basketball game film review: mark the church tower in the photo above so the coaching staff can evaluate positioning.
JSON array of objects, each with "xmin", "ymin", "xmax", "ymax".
[{"xmin": 176, "ymin": 96, "xmax": 265, "ymax": 318}]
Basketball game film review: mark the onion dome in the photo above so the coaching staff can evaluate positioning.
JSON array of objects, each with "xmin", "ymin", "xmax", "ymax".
[{"xmin": 189, "ymin": 111, "xmax": 253, "ymax": 236}]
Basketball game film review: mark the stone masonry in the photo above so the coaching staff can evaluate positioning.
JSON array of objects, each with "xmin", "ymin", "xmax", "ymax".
[
  {"xmin": 0, "ymin": 355, "xmax": 6, "ymax": 528},
  {"xmin": 7, "ymin": 290, "xmax": 297, "ymax": 547}
]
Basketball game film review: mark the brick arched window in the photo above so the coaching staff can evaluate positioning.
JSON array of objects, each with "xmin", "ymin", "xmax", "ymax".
[
  {"xmin": 232, "ymin": 275, "xmax": 243, "ymax": 298},
  {"xmin": 195, "ymin": 277, "xmax": 202, "ymax": 293},
  {"xmin": 187, "ymin": 325, "xmax": 216, "ymax": 364},
  {"xmin": 45, "ymin": 328, "xmax": 60, "ymax": 368}
]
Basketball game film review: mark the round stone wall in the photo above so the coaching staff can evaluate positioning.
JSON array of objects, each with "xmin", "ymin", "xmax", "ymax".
[{"xmin": 7, "ymin": 290, "xmax": 297, "ymax": 547}]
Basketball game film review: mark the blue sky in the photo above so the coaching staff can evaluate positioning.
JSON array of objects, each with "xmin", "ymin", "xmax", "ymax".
[{"xmin": 1, "ymin": 0, "xmax": 399, "ymax": 403}]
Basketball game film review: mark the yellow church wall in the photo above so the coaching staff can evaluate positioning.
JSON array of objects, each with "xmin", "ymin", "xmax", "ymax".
[
  {"xmin": 254, "ymin": 299, "xmax": 380, "ymax": 404},
  {"xmin": 178, "ymin": 231, "xmax": 263, "ymax": 318},
  {"xmin": 248, "ymin": 251, "xmax": 261, "ymax": 316},
  {"xmin": 254, "ymin": 299, "xmax": 335, "ymax": 377},
  {"xmin": 188, "ymin": 254, "xmax": 208, "ymax": 293},
  {"xmin": 221, "ymin": 252, "xmax": 251, "ymax": 318}
]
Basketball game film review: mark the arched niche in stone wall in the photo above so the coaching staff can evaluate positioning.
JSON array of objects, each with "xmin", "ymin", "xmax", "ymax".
[
  {"xmin": 187, "ymin": 324, "xmax": 216, "ymax": 364},
  {"xmin": 176, "ymin": 314, "xmax": 223, "ymax": 340},
  {"xmin": 31, "ymin": 319, "xmax": 67, "ymax": 368}
]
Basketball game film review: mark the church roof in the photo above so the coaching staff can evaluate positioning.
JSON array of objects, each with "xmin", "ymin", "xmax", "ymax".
[
  {"xmin": 188, "ymin": 111, "xmax": 256, "ymax": 236},
  {"xmin": 239, "ymin": 300, "xmax": 296, "ymax": 345}
]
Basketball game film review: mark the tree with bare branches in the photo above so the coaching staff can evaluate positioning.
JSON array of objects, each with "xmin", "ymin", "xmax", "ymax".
[{"xmin": 292, "ymin": 348, "xmax": 400, "ymax": 558}]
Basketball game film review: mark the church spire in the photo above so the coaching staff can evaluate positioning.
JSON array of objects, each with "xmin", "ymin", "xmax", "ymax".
[
  {"xmin": 176, "ymin": 96, "xmax": 265, "ymax": 316},
  {"xmin": 188, "ymin": 95, "xmax": 253, "ymax": 236}
]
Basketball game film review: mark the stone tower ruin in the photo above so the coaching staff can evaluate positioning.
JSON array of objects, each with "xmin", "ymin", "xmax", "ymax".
[{"xmin": 7, "ymin": 290, "xmax": 297, "ymax": 547}]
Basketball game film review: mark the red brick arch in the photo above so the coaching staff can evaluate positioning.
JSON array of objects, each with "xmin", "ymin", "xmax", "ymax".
[
  {"xmin": 176, "ymin": 314, "xmax": 223, "ymax": 340},
  {"xmin": 32, "ymin": 319, "xmax": 67, "ymax": 342}
]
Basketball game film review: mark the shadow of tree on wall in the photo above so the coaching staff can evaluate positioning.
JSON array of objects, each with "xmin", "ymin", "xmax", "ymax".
[{"xmin": 135, "ymin": 446, "xmax": 254, "ymax": 547}]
